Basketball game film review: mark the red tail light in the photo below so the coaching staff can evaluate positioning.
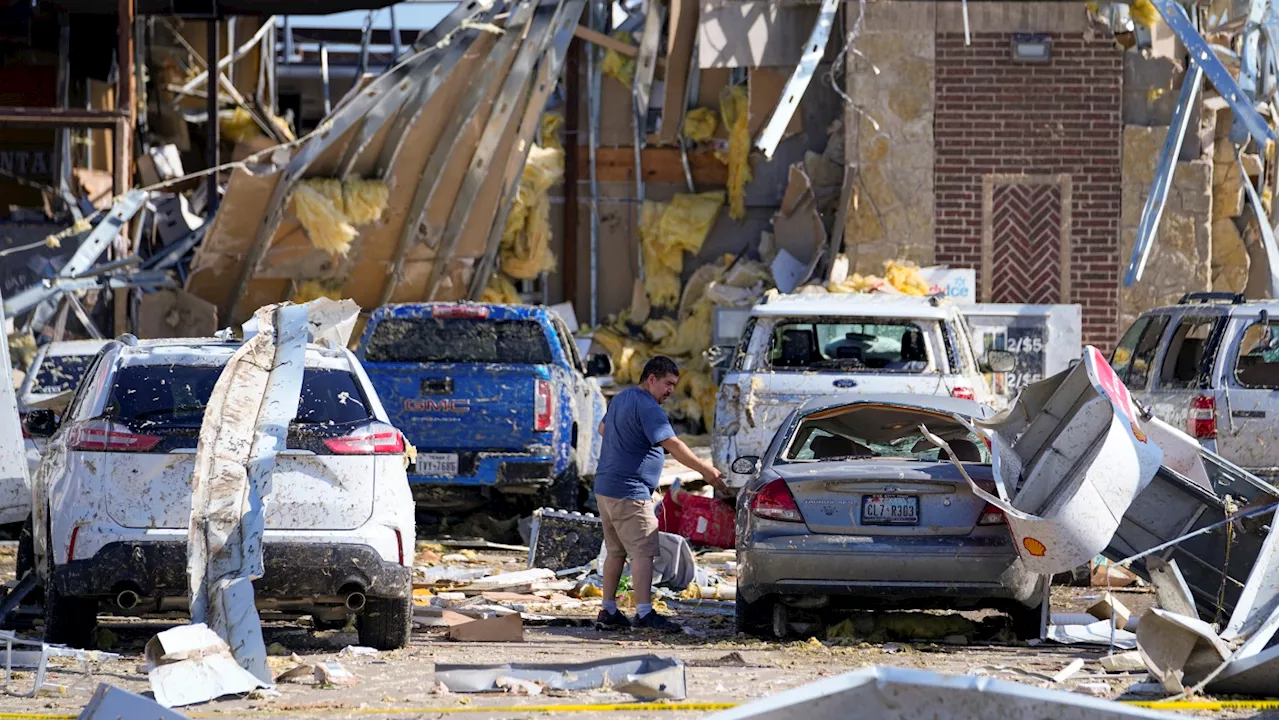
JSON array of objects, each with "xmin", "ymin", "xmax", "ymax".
[
  {"xmin": 68, "ymin": 421, "xmax": 160, "ymax": 452},
  {"xmin": 430, "ymin": 304, "xmax": 490, "ymax": 319},
  {"xmin": 19, "ymin": 415, "xmax": 29, "ymax": 439},
  {"xmin": 750, "ymin": 478, "xmax": 804, "ymax": 523},
  {"xmin": 534, "ymin": 379, "xmax": 554, "ymax": 432},
  {"xmin": 67, "ymin": 526, "xmax": 80, "ymax": 563},
  {"xmin": 1188, "ymin": 395, "xmax": 1217, "ymax": 439},
  {"xmin": 323, "ymin": 423, "xmax": 406, "ymax": 454},
  {"xmin": 394, "ymin": 528, "xmax": 405, "ymax": 566},
  {"xmin": 951, "ymin": 387, "xmax": 976, "ymax": 401},
  {"xmin": 978, "ymin": 503, "xmax": 1006, "ymax": 526}
]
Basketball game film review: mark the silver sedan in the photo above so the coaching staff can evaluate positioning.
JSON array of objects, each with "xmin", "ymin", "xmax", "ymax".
[{"xmin": 733, "ymin": 394, "xmax": 1048, "ymax": 639}]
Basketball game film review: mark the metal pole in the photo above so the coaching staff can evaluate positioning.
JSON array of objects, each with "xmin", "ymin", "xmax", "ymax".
[
  {"xmin": 320, "ymin": 43, "xmax": 332, "ymax": 116},
  {"xmin": 206, "ymin": 20, "xmax": 221, "ymax": 215},
  {"xmin": 282, "ymin": 16, "xmax": 294, "ymax": 64},
  {"xmin": 356, "ymin": 11, "xmax": 373, "ymax": 79},
  {"xmin": 587, "ymin": 0, "xmax": 603, "ymax": 326},
  {"xmin": 563, "ymin": 38, "xmax": 581, "ymax": 309},
  {"xmin": 266, "ymin": 19, "xmax": 277, "ymax": 113},
  {"xmin": 226, "ymin": 18, "xmax": 236, "ymax": 86},
  {"xmin": 389, "ymin": 6, "xmax": 403, "ymax": 65},
  {"xmin": 116, "ymin": 0, "xmax": 136, "ymax": 196},
  {"xmin": 54, "ymin": 13, "xmax": 71, "ymax": 203}
]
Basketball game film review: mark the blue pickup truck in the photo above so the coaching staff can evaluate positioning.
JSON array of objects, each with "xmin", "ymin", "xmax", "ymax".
[{"xmin": 355, "ymin": 303, "xmax": 610, "ymax": 511}]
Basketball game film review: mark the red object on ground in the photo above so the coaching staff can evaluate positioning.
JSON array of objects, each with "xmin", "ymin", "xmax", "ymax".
[{"xmin": 657, "ymin": 481, "xmax": 735, "ymax": 549}]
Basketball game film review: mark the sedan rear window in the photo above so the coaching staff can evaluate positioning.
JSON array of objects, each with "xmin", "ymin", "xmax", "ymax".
[
  {"xmin": 107, "ymin": 366, "xmax": 371, "ymax": 426},
  {"xmin": 767, "ymin": 319, "xmax": 937, "ymax": 373},
  {"xmin": 31, "ymin": 354, "xmax": 95, "ymax": 394},
  {"xmin": 364, "ymin": 318, "xmax": 552, "ymax": 364},
  {"xmin": 783, "ymin": 404, "xmax": 989, "ymax": 463}
]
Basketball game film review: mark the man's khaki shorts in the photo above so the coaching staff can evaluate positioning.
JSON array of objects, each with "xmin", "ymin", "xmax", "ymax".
[{"xmin": 597, "ymin": 496, "xmax": 660, "ymax": 560}]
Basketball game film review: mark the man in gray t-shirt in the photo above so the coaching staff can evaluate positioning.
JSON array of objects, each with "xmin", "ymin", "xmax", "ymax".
[{"xmin": 593, "ymin": 356, "xmax": 724, "ymax": 631}]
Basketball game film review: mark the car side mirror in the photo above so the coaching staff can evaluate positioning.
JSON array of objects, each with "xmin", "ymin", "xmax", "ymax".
[
  {"xmin": 731, "ymin": 456, "xmax": 760, "ymax": 475},
  {"xmin": 981, "ymin": 350, "xmax": 1017, "ymax": 374},
  {"xmin": 23, "ymin": 409, "xmax": 58, "ymax": 438},
  {"xmin": 585, "ymin": 353, "xmax": 613, "ymax": 378}
]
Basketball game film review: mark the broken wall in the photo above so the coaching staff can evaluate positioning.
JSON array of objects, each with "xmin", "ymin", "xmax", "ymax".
[
  {"xmin": 844, "ymin": 1, "xmax": 937, "ymax": 275},
  {"xmin": 1119, "ymin": 124, "xmax": 1213, "ymax": 331}
]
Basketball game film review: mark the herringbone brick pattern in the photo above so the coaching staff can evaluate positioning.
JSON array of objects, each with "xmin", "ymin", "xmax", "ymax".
[{"xmin": 990, "ymin": 183, "xmax": 1063, "ymax": 304}]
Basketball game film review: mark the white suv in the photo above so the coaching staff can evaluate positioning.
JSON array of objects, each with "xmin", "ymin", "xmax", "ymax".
[
  {"xmin": 23, "ymin": 336, "xmax": 415, "ymax": 649},
  {"xmin": 1110, "ymin": 293, "xmax": 1278, "ymax": 482},
  {"xmin": 713, "ymin": 294, "xmax": 1012, "ymax": 489}
]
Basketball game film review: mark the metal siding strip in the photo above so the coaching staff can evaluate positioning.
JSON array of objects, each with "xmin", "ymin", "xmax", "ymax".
[{"xmin": 752, "ymin": 0, "xmax": 839, "ymax": 159}]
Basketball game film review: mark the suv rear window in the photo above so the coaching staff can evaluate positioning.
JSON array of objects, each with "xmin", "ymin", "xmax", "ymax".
[
  {"xmin": 365, "ymin": 318, "xmax": 553, "ymax": 364},
  {"xmin": 1235, "ymin": 320, "xmax": 1278, "ymax": 389},
  {"xmin": 31, "ymin": 354, "xmax": 95, "ymax": 394},
  {"xmin": 107, "ymin": 366, "xmax": 371, "ymax": 426},
  {"xmin": 767, "ymin": 319, "xmax": 937, "ymax": 373}
]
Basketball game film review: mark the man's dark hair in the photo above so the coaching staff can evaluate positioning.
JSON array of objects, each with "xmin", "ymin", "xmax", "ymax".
[{"xmin": 640, "ymin": 355, "xmax": 680, "ymax": 383}]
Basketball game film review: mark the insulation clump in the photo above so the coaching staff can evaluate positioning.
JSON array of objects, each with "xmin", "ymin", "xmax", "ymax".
[
  {"xmin": 342, "ymin": 179, "xmax": 390, "ymax": 226},
  {"xmin": 827, "ymin": 259, "xmax": 931, "ymax": 296},
  {"xmin": 719, "ymin": 86, "xmax": 752, "ymax": 220},
  {"xmin": 499, "ymin": 144, "xmax": 564, "ymax": 280},
  {"xmin": 601, "ymin": 31, "xmax": 637, "ymax": 87},
  {"xmin": 640, "ymin": 193, "xmax": 726, "ymax": 309},
  {"xmin": 482, "ymin": 274, "xmax": 523, "ymax": 305},
  {"xmin": 293, "ymin": 184, "xmax": 357, "ymax": 257},
  {"xmin": 540, "ymin": 113, "xmax": 564, "ymax": 151},
  {"xmin": 682, "ymin": 107, "xmax": 718, "ymax": 143}
]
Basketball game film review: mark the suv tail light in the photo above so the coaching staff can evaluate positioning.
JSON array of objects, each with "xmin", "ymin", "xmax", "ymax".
[
  {"xmin": 1188, "ymin": 395, "xmax": 1217, "ymax": 439},
  {"xmin": 323, "ymin": 423, "xmax": 406, "ymax": 455},
  {"xmin": 68, "ymin": 420, "xmax": 160, "ymax": 452},
  {"xmin": 750, "ymin": 478, "xmax": 804, "ymax": 523},
  {"xmin": 951, "ymin": 387, "xmax": 976, "ymax": 401},
  {"xmin": 978, "ymin": 503, "xmax": 1006, "ymax": 526},
  {"xmin": 534, "ymin": 379, "xmax": 554, "ymax": 432}
]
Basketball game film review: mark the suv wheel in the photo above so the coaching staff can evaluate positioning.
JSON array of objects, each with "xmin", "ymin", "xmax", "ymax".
[
  {"xmin": 357, "ymin": 596, "xmax": 412, "ymax": 650},
  {"xmin": 43, "ymin": 561, "xmax": 97, "ymax": 648},
  {"xmin": 734, "ymin": 583, "xmax": 774, "ymax": 638},
  {"xmin": 312, "ymin": 615, "xmax": 350, "ymax": 632}
]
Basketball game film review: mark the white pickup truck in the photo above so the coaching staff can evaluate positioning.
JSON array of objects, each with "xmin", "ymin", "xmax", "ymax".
[{"xmin": 713, "ymin": 294, "xmax": 1016, "ymax": 489}]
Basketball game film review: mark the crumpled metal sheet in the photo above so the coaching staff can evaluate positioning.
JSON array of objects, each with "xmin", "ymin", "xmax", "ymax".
[
  {"xmin": 704, "ymin": 665, "xmax": 1178, "ymax": 720},
  {"xmin": 435, "ymin": 654, "xmax": 686, "ymax": 699},
  {"xmin": 187, "ymin": 298, "xmax": 358, "ymax": 683}
]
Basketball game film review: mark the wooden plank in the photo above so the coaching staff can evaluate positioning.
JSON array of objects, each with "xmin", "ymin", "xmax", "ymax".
[
  {"xmin": 573, "ymin": 25, "xmax": 637, "ymax": 57},
  {"xmin": 575, "ymin": 146, "xmax": 727, "ymax": 185},
  {"xmin": 656, "ymin": 0, "xmax": 699, "ymax": 146}
]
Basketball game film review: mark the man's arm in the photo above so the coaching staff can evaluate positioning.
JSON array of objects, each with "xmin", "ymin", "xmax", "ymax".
[
  {"xmin": 660, "ymin": 436, "xmax": 726, "ymax": 491},
  {"xmin": 598, "ymin": 421, "xmax": 605, "ymax": 436}
]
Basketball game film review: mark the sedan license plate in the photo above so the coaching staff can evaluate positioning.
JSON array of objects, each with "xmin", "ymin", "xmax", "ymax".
[
  {"xmin": 861, "ymin": 495, "xmax": 918, "ymax": 525},
  {"xmin": 418, "ymin": 453, "xmax": 459, "ymax": 476}
]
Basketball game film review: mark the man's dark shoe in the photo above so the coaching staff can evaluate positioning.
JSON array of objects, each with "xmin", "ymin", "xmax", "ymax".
[
  {"xmin": 595, "ymin": 609, "xmax": 631, "ymax": 630},
  {"xmin": 633, "ymin": 611, "xmax": 681, "ymax": 633}
]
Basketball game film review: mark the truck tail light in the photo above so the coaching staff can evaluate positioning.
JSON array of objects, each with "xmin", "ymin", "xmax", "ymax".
[
  {"xmin": 978, "ymin": 503, "xmax": 1006, "ymax": 526},
  {"xmin": 323, "ymin": 423, "xmax": 406, "ymax": 454},
  {"xmin": 68, "ymin": 421, "xmax": 160, "ymax": 452},
  {"xmin": 395, "ymin": 528, "xmax": 405, "ymax": 566},
  {"xmin": 1188, "ymin": 395, "xmax": 1217, "ymax": 439},
  {"xmin": 951, "ymin": 387, "xmax": 976, "ymax": 401},
  {"xmin": 534, "ymin": 379, "xmax": 554, "ymax": 432},
  {"xmin": 429, "ymin": 304, "xmax": 490, "ymax": 319},
  {"xmin": 750, "ymin": 478, "xmax": 804, "ymax": 523}
]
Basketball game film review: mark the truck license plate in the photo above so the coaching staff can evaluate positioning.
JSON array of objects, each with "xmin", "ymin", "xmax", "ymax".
[
  {"xmin": 418, "ymin": 453, "xmax": 459, "ymax": 476},
  {"xmin": 861, "ymin": 495, "xmax": 918, "ymax": 525}
]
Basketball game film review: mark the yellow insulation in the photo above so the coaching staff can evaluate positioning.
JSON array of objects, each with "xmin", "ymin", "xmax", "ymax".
[
  {"xmin": 540, "ymin": 113, "xmax": 564, "ymax": 151},
  {"xmin": 828, "ymin": 259, "xmax": 931, "ymax": 296},
  {"xmin": 657, "ymin": 192, "xmax": 725, "ymax": 256},
  {"xmin": 293, "ymin": 184, "xmax": 357, "ymax": 256},
  {"xmin": 720, "ymin": 86, "xmax": 752, "ymax": 220},
  {"xmin": 482, "ymin": 274, "xmax": 523, "ymax": 304},
  {"xmin": 601, "ymin": 31, "xmax": 636, "ymax": 87},
  {"xmin": 291, "ymin": 279, "xmax": 345, "ymax": 303},
  {"xmin": 342, "ymin": 178, "xmax": 390, "ymax": 226},
  {"xmin": 219, "ymin": 107, "xmax": 259, "ymax": 143},
  {"xmin": 304, "ymin": 178, "xmax": 345, "ymax": 211},
  {"xmin": 593, "ymin": 327, "xmax": 652, "ymax": 385},
  {"xmin": 639, "ymin": 194, "xmax": 725, "ymax": 309},
  {"xmin": 500, "ymin": 144, "xmax": 564, "ymax": 279},
  {"xmin": 682, "ymin": 107, "xmax": 718, "ymax": 143},
  {"xmin": 1130, "ymin": 0, "xmax": 1159, "ymax": 28}
]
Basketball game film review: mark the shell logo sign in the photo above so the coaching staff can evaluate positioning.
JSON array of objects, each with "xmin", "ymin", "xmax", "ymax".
[{"xmin": 1023, "ymin": 537, "xmax": 1047, "ymax": 557}]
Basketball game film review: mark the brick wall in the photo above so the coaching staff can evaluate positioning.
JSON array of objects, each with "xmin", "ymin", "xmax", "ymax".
[{"xmin": 934, "ymin": 32, "xmax": 1124, "ymax": 348}]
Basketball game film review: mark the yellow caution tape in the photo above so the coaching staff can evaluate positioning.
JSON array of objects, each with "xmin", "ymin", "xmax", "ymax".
[
  {"xmin": 1120, "ymin": 699, "xmax": 1280, "ymax": 710},
  {"xmin": 0, "ymin": 701, "xmax": 741, "ymax": 719}
]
